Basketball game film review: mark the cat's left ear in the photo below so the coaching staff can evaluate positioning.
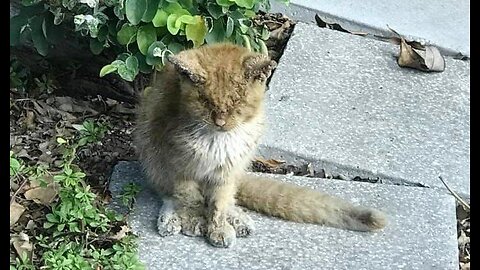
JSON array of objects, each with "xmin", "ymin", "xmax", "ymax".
[
  {"xmin": 243, "ymin": 54, "xmax": 277, "ymax": 82},
  {"xmin": 167, "ymin": 54, "xmax": 206, "ymax": 85}
]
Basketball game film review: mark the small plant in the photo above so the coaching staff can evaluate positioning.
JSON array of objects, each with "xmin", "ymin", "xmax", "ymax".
[
  {"xmin": 33, "ymin": 74, "xmax": 57, "ymax": 94},
  {"xmin": 10, "ymin": 151, "xmax": 25, "ymax": 177},
  {"xmin": 10, "ymin": 252, "xmax": 35, "ymax": 270},
  {"xmin": 72, "ymin": 119, "xmax": 109, "ymax": 146},
  {"xmin": 10, "ymin": 58, "xmax": 30, "ymax": 93},
  {"xmin": 120, "ymin": 182, "xmax": 141, "ymax": 209},
  {"xmin": 10, "ymin": 118, "xmax": 143, "ymax": 269}
]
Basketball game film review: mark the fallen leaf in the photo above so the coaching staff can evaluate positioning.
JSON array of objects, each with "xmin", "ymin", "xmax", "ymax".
[
  {"xmin": 460, "ymin": 262, "xmax": 470, "ymax": 270},
  {"xmin": 374, "ymin": 34, "xmax": 425, "ymax": 49},
  {"xmin": 11, "ymin": 232, "xmax": 33, "ymax": 260},
  {"xmin": 24, "ymin": 183, "xmax": 59, "ymax": 205},
  {"xmin": 315, "ymin": 14, "xmax": 367, "ymax": 36},
  {"xmin": 25, "ymin": 110, "xmax": 36, "ymax": 130},
  {"xmin": 109, "ymin": 225, "xmax": 131, "ymax": 240},
  {"xmin": 388, "ymin": 26, "xmax": 445, "ymax": 72},
  {"xmin": 25, "ymin": 220, "xmax": 36, "ymax": 230},
  {"xmin": 10, "ymin": 201, "xmax": 25, "ymax": 227},
  {"xmin": 254, "ymin": 157, "xmax": 286, "ymax": 169}
]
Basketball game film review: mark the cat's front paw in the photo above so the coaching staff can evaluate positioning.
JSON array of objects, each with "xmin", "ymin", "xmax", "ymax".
[
  {"xmin": 207, "ymin": 223, "xmax": 236, "ymax": 248},
  {"xmin": 157, "ymin": 199, "xmax": 181, "ymax": 236},
  {"xmin": 227, "ymin": 207, "xmax": 254, "ymax": 237},
  {"xmin": 177, "ymin": 207, "xmax": 207, "ymax": 237}
]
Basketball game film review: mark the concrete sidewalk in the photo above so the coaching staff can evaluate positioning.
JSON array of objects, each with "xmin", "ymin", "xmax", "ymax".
[
  {"xmin": 109, "ymin": 161, "xmax": 459, "ymax": 270},
  {"xmin": 261, "ymin": 22, "xmax": 470, "ymax": 196},
  {"xmin": 270, "ymin": 0, "xmax": 470, "ymax": 56}
]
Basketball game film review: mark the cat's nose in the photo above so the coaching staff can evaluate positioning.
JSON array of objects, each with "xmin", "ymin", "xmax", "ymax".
[
  {"xmin": 214, "ymin": 118, "xmax": 226, "ymax": 127},
  {"xmin": 214, "ymin": 111, "xmax": 227, "ymax": 127}
]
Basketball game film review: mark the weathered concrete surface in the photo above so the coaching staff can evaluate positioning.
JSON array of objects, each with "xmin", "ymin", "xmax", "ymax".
[
  {"xmin": 270, "ymin": 0, "xmax": 470, "ymax": 56},
  {"xmin": 261, "ymin": 23, "xmax": 470, "ymax": 196},
  {"xmin": 109, "ymin": 161, "xmax": 458, "ymax": 270}
]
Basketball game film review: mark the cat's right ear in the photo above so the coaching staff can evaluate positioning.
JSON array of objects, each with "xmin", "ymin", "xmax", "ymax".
[
  {"xmin": 167, "ymin": 54, "xmax": 206, "ymax": 85},
  {"xmin": 243, "ymin": 54, "xmax": 277, "ymax": 82}
]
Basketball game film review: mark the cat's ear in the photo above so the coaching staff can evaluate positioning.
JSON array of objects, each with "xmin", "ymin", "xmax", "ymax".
[
  {"xmin": 243, "ymin": 54, "xmax": 277, "ymax": 82},
  {"xmin": 167, "ymin": 54, "xmax": 206, "ymax": 85}
]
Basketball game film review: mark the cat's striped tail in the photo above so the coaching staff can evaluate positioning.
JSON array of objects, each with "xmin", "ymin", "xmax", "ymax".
[{"xmin": 235, "ymin": 174, "xmax": 387, "ymax": 231}]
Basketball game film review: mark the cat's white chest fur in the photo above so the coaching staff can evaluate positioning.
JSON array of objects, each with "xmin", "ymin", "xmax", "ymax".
[{"xmin": 183, "ymin": 118, "xmax": 264, "ymax": 181}]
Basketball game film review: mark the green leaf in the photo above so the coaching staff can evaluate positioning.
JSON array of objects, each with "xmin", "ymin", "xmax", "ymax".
[
  {"xmin": 258, "ymin": 39, "xmax": 268, "ymax": 55},
  {"xmin": 43, "ymin": 14, "xmax": 63, "ymax": 43},
  {"xmin": 89, "ymin": 38, "xmax": 104, "ymax": 55},
  {"xmin": 241, "ymin": 34, "xmax": 251, "ymax": 51},
  {"xmin": 137, "ymin": 24, "xmax": 157, "ymax": 54},
  {"xmin": 99, "ymin": 65, "xmax": 117, "ymax": 77},
  {"xmin": 205, "ymin": 18, "xmax": 225, "ymax": 44},
  {"xmin": 185, "ymin": 16, "xmax": 207, "ymax": 47},
  {"xmin": 10, "ymin": 15, "xmax": 28, "ymax": 46},
  {"xmin": 166, "ymin": 14, "xmax": 180, "ymax": 35},
  {"xmin": 142, "ymin": 0, "xmax": 161, "ymax": 22},
  {"xmin": 229, "ymin": 10, "xmax": 245, "ymax": 20},
  {"xmin": 244, "ymin": 10, "xmax": 256, "ymax": 18},
  {"xmin": 206, "ymin": 3, "xmax": 224, "ymax": 19},
  {"xmin": 117, "ymin": 23, "xmax": 137, "ymax": 45},
  {"xmin": 126, "ymin": 55, "xmax": 139, "ymax": 72},
  {"xmin": 135, "ymin": 52, "xmax": 153, "ymax": 73},
  {"xmin": 125, "ymin": 0, "xmax": 147, "ymax": 25},
  {"xmin": 176, "ymin": 14, "xmax": 197, "ymax": 26},
  {"xmin": 164, "ymin": 2, "xmax": 189, "ymax": 14},
  {"xmin": 234, "ymin": 0, "xmax": 254, "ymax": 8},
  {"xmin": 117, "ymin": 64, "xmax": 136, "ymax": 81},
  {"xmin": 146, "ymin": 41, "xmax": 166, "ymax": 65},
  {"xmin": 152, "ymin": 9, "xmax": 169, "ymax": 27},
  {"xmin": 168, "ymin": 42, "xmax": 184, "ymax": 54},
  {"xmin": 30, "ymin": 15, "xmax": 49, "ymax": 56},
  {"xmin": 225, "ymin": 17, "xmax": 234, "ymax": 38},
  {"xmin": 216, "ymin": 0, "xmax": 233, "ymax": 7}
]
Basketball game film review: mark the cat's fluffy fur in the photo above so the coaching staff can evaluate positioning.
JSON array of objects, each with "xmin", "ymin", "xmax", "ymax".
[{"xmin": 134, "ymin": 43, "xmax": 386, "ymax": 248}]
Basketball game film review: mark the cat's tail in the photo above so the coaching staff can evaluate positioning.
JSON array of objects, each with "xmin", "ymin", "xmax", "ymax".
[{"xmin": 236, "ymin": 174, "xmax": 387, "ymax": 231}]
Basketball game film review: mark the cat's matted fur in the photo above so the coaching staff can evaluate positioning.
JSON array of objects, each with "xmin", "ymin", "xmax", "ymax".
[{"xmin": 134, "ymin": 43, "xmax": 387, "ymax": 248}]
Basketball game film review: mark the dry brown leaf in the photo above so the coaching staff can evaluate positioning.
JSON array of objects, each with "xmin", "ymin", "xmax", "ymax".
[
  {"xmin": 109, "ymin": 225, "xmax": 131, "ymax": 240},
  {"xmin": 460, "ymin": 262, "xmax": 470, "ymax": 270},
  {"xmin": 254, "ymin": 157, "xmax": 286, "ymax": 169},
  {"xmin": 388, "ymin": 26, "xmax": 445, "ymax": 72},
  {"xmin": 11, "ymin": 232, "xmax": 33, "ymax": 260},
  {"xmin": 374, "ymin": 35, "xmax": 425, "ymax": 50},
  {"xmin": 315, "ymin": 14, "xmax": 367, "ymax": 36},
  {"xmin": 24, "ymin": 183, "xmax": 59, "ymax": 205},
  {"xmin": 54, "ymin": 97, "xmax": 98, "ymax": 114},
  {"xmin": 25, "ymin": 110, "xmax": 36, "ymax": 130},
  {"xmin": 10, "ymin": 201, "xmax": 25, "ymax": 227},
  {"xmin": 25, "ymin": 220, "xmax": 36, "ymax": 230}
]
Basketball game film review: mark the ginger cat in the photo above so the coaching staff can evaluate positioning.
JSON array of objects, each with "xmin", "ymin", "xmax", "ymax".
[{"xmin": 134, "ymin": 43, "xmax": 386, "ymax": 248}]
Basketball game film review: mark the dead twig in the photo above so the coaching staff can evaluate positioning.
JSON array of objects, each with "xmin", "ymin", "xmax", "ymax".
[
  {"xmin": 438, "ymin": 176, "xmax": 470, "ymax": 210},
  {"xmin": 10, "ymin": 175, "xmax": 28, "ymax": 206}
]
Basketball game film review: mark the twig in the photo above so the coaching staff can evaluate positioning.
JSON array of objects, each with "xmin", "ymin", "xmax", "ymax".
[
  {"xmin": 438, "ymin": 176, "xmax": 470, "ymax": 210},
  {"xmin": 10, "ymin": 175, "xmax": 28, "ymax": 205}
]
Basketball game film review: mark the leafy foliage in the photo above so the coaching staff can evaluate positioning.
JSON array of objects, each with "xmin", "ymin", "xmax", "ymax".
[
  {"xmin": 10, "ymin": 119, "xmax": 144, "ymax": 269},
  {"xmin": 11, "ymin": 0, "xmax": 289, "ymax": 82}
]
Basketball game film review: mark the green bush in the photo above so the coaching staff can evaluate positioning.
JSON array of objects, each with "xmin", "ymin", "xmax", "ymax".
[{"xmin": 10, "ymin": 0, "xmax": 288, "ymax": 82}]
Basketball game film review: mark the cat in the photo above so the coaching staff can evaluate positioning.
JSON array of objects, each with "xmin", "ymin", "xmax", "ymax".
[{"xmin": 134, "ymin": 43, "xmax": 387, "ymax": 248}]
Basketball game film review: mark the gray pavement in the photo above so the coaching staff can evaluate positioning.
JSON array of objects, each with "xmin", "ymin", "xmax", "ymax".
[
  {"xmin": 109, "ymin": 161, "xmax": 459, "ymax": 270},
  {"xmin": 260, "ymin": 22, "xmax": 470, "ymax": 196},
  {"xmin": 270, "ymin": 0, "xmax": 470, "ymax": 56}
]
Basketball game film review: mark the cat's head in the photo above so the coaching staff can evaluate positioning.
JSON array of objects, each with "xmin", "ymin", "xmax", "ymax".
[{"xmin": 167, "ymin": 43, "xmax": 276, "ymax": 131}]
